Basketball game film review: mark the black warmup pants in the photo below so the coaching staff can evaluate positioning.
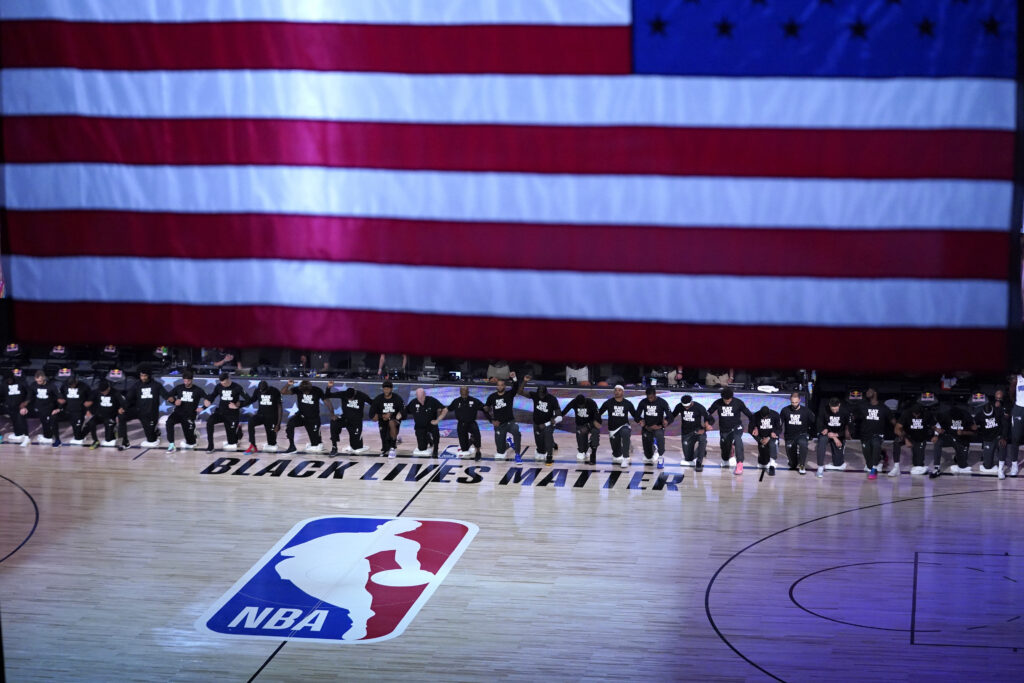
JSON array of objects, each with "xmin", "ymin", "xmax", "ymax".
[
  {"xmin": 248, "ymin": 412, "xmax": 279, "ymax": 447},
  {"xmin": 533, "ymin": 422, "xmax": 554, "ymax": 455},
  {"xmin": 681, "ymin": 432, "xmax": 707, "ymax": 463},
  {"xmin": 608, "ymin": 424, "xmax": 631, "ymax": 458},
  {"xmin": 4, "ymin": 403, "xmax": 28, "ymax": 436},
  {"xmin": 575, "ymin": 423, "xmax": 600, "ymax": 454},
  {"xmin": 981, "ymin": 439, "xmax": 1006, "ymax": 468},
  {"xmin": 641, "ymin": 427, "xmax": 666, "ymax": 457},
  {"xmin": 166, "ymin": 412, "xmax": 197, "ymax": 445},
  {"xmin": 456, "ymin": 421, "xmax": 481, "ymax": 451},
  {"xmin": 785, "ymin": 433, "xmax": 809, "ymax": 468},
  {"xmin": 84, "ymin": 415, "xmax": 119, "ymax": 442},
  {"xmin": 330, "ymin": 414, "xmax": 364, "ymax": 449},
  {"xmin": 933, "ymin": 433, "xmax": 968, "ymax": 468},
  {"xmin": 861, "ymin": 435, "xmax": 885, "ymax": 469},
  {"xmin": 756, "ymin": 437, "xmax": 779, "ymax": 466},
  {"xmin": 377, "ymin": 418, "xmax": 400, "ymax": 452},
  {"xmin": 59, "ymin": 410, "xmax": 90, "ymax": 440},
  {"xmin": 721, "ymin": 426, "xmax": 745, "ymax": 464},
  {"xmin": 287, "ymin": 413, "xmax": 322, "ymax": 446},
  {"xmin": 415, "ymin": 423, "xmax": 441, "ymax": 455},
  {"xmin": 493, "ymin": 420, "xmax": 521, "ymax": 455},
  {"xmin": 816, "ymin": 435, "xmax": 846, "ymax": 467},
  {"xmin": 207, "ymin": 411, "xmax": 241, "ymax": 447},
  {"xmin": 894, "ymin": 439, "xmax": 927, "ymax": 467},
  {"xmin": 118, "ymin": 408, "xmax": 159, "ymax": 443},
  {"xmin": 28, "ymin": 407, "xmax": 60, "ymax": 439}
]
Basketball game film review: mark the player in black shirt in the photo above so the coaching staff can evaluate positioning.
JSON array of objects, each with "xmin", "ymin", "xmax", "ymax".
[
  {"xmin": 59, "ymin": 373, "xmax": 93, "ymax": 445},
  {"xmin": 707, "ymin": 388, "xmax": 754, "ymax": 475},
  {"xmin": 406, "ymin": 388, "xmax": 447, "ymax": 458},
  {"xmin": 599, "ymin": 385, "xmax": 638, "ymax": 467},
  {"xmin": 3, "ymin": 372, "xmax": 31, "ymax": 446},
  {"xmin": 245, "ymin": 380, "xmax": 282, "ymax": 453},
  {"xmin": 327, "ymin": 386, "xmax": 373, "ymax": 455},
  {"xmin": 563, "ymin": 394, "xmax": 600, "ymax": 465},
  {"xmin": 205, "ymin": 373, "xmax": 249, "ymax": 453},
  {"xmin": 522, "ymin": 378, "xmax": 562, "ymax": 464},
  {"xmin": 283, "ymin": 379, "xmax": 329, "ymax": 454},
  {"xmin": 83, "ymin": 380, "xmax": 124, "ymax": 447},
  {"xmin": 165, "ymin": 370, "xmax": 207, "ymax": 451},
  {"xmin": 370, "ymin": 380, "xmax": 405, "ymax": 458},
  {"xmin": 975, "ymin": 401, "xmax": 1008, "ymax": 477},
  {"xmin": 448, "ymin": 386, "xmax": 489, "ymax": 459},
  {"xmin": 932, "ymin": 403, "xmax": 973, "ymax": 477},
  {"xmin": 673, "ymin": 395, "xmax": 710, "ymax": 471},
  {"xmin": 750, "ymin": 405, "xmax": 782, "ymax": 476},
  {"xmin": 853, "ymin": 389, "xmax": 894, "ymax": 479},
  {"xmin": 485, "ymin": 374, "xmax": 522, "ymax": 461},
  {"xmin": 120, "ymin": 368, "xmax": 167, "ymax": 448},
  {"xmin": 27, "ymin": 370, "xmax": 65, "ymax": 447},
  {"xmin": 636, "ymin": 387, "xmax": 671, "ymax": 468},
  {"xmin": 815, "ymin": 397, "xmax": 852, "ymax": 477},
  {"xmin": 892, "ymin": 403, "xmax": 935, "ymax": 476},
  {"xmin": 779, "ymin": 392, "xmax": 815, "ymax": 474}
]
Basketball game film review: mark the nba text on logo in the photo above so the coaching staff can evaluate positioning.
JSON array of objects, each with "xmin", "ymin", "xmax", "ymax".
[{"xmin": 198, "ymin": 516, "xmax": 478, "ymax": 643}]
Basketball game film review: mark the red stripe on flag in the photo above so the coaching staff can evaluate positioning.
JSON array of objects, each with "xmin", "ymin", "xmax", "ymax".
[
  {"xmin": 0, "ymin": 20, "xmax": 631, "ymax": 74},
  {"xmin": 10, "ymin": 302, "xmax": 1006, "ymax": 373},
  {"xmin": 4, "ymin": 210, "xmax": 1005, "ymax": 280},
  {"xmin": 4, "ymin": 117, "xmax": 1012, "ymax": 180}
]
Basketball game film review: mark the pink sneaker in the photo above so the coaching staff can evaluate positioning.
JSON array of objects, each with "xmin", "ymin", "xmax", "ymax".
[{"xmin": 734, "ymin": 462, "xmax": 743, "ymax": 475}]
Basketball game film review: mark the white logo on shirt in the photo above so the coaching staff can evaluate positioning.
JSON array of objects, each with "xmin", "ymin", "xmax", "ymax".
[
  {"xmin": 495, "ymin": 399, "xmax": 507, "ymax": 410},
  {"xmin": 645, "ymin": 406, "xmax": 658, "ymax": 416},
  {"xmin": 260, "ymin": 395, "xmax": 274, "ymax": 406},
  {"xmin": 721, "ymin": 406, "xmax": 734, "ymax": 417},
  {"xmin": 67, "ymin": 388, "xmax": 79, "ymax": 399},
  {"xmin": 141, "ymin": 387, "xmax": 153, "ymax": 399},
  {"xmin": 346, "ymin": 400, "xmax": 360, "ymax": 409},
  {"xmin": 911, "ymin": 418, "xmax": 924, "ymax": 430},
  {"xmin": 867, "ymin": 408, "xmax": 879, "ymax": 420},
  {"xmin": 828, "ymin": 416, "xmax": 842, "ymax": 427},
  {"xmin": 612, "ymin": 406, "xmax": 625, "ymax": 417},
  {"xmin": 221, "ymin": 390, "xmax": 233, "ymax": 401},
  {"xmin": 760, "ymin": 418, "xmax": 773, "ymax": 431},
  {"xmin": 383, "ymin": 402, "xmax": 395, "ymax": 413},
  {"xmin": 301, "ymin": 395, "xmax": 314, "ymax": 404},
  {"xmin": 100, "ymin": 396, "xmax": 113, "ymax": 407},
  {"xmin": 788, "ymin": 414, "xmax": 802, "ymax": 425},
  {"xmin": 37, "ymin": 388, "xmax": 49, "ymax": 399},
  {"xmin": 182, "ymin": 391, "xmax": 194, "ymax": 402},
  {"xmin": 578, "ymin": 408, "xmax": 589, "ymax": 418},
  {"xmin": 985, "ymin": 417, "xmax": 997, "ymax": 429},
  {"xmin": 951, "ymin": 420, "xmax": 963, "ymax": 431},
  {"xmin": 8, "ymin": 385, "xmax": 20, "ymax": 396}
]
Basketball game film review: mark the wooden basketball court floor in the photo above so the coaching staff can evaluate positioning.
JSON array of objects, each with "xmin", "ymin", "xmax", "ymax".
[{"xmin": 2, "ymin": 423, "xmax": 1023, "ymax": 682}]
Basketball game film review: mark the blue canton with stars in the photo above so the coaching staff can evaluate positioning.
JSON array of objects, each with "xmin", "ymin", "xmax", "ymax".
[{"xmin": 633, "ymin": 0, "xmax": 1016, "ymax": 77}]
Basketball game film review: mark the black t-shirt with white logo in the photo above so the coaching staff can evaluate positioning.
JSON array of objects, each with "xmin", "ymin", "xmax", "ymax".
[
  {"xmin": 707, "ymin": 397, "xmax": 754, "ymax": 432},
  {"xmin": 974, "ymin": 408, "xmax": 1006, "ymax": 441},
  {"xmin": 3, "ymin": 379, "xmax": 28, "ymax": 409},
  {"xmin": 486, "ymin": 388, "xmax": 518, "ymax": 424},
  {"xmin": 899, "ymin": 408, "xmax": 934, "ymax": 442},
  {"xmin": 562, "ymin": 397, "xmax": 601, "ymax": 426},
  {"xmin": 937, "ymin": 406, "xmax": 972, "ymax": 438},
  {"xmin": 251, "ymin": 386, "xmax": 282, "ymax": 415},
  {"xmin": 169, "ymin": 384, "xmax": 207, "ymax": 417},
  {"xmin": 371, "ymin": 393, "xmax": 405, "ymax": 421},
  {"xmin": 210, "ymin": 382, "xmax": 248, "ymax": 416},
  {"xmin": 92, "ymin": 391, "xmax": 124, "ymax": 420},
  {"xmin": 855, "ymin": 403, "xmax": 892, "ymax": 439},
  {"xmin": 326, "ymin": 388, "xmax": 373, "ymax": 420},
  {"xmin": 61, "ymin": 381, "xmax": 92, "ymax": 414},
  {"xmin": 672, "ymin": 401, "xmax": 709, "ymax": 435},
  {"xmin": 751, "ymin": 410, "xmax": 782, "ymax": 439},
  {"xmin": 127, "ymin": 379, "xmax": 167, "ymax": 417},
  {"xmin": 636, "ymin": 396, "xmax": 672, "ymax": 428},
  {"xmin": 817, "ymin": 406, "xmax": 852, "ymax": 440},
  {"xmin": 30, "ymin": 381, "xmax": 63, "ymax": 413},
  {"xmin": 526, "ymin": 391, "xmax": 561, "ymax": 425},
  {"xmin": 599, "ymin": 398, "xmax": 639, "ymax": 431},
  {"xmin": 779, "ymin": 404, "xmax": 815, "ymax": 440},
  {"xmin": 293, "ymin": 385, "xmax": 328, "ymax": 418}
]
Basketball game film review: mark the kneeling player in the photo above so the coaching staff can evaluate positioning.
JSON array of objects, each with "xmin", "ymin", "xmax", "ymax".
[
  {"xmin": 370, "ymin": 381, "xmax": 405, "ymax": 458},
  {"xmin": 246, "ymin": 380, "xmax": 282, "ymax": 453},
  {"xmin": 751, "ymin": 405, "xmax": 782, "ymax": 476},
  {"xmin": 83, "ymin": 381, "xmax": 123, "ymax": 448},
  {"xmin": 447, "ymin": 386, "xmax": 488, "ymax": 459},
  {"xmin": 406, "ymin": 387, "xmax": 446, "ymax": 457},
  {"xmin": 165, "ymin": 371, "xmax": 206, "ymax": 451},
  {"xmin": 563, "ymin": 394, "xmax": 600, "ymax": 465},
  {"xmin": 283, "ymin": 379, "xmax": 328, "ymax": 454},
  {"xmin": 673, "ymin": 395, "xmax": 709, "ymax": 471},
  {"xmin": 327, "ymin": 386, "xmax": 372, "ymax": 455},
  {"xmin": 780, "ymin": 392, "xmax": 814, "ymax": 475},
  {"xmin": 636, "ymin": 387, "xmax": 670, "ymax": 469}
]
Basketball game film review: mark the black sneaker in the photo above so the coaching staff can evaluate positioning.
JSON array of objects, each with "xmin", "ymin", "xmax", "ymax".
[
  {"xmin": 929, "ymin": 467, "xmax": 941, "ymax": 479},
  {"xmin": 205, "ymin": 445, "xmax": 215, "ymax": 454},
  {"xmin": 52, "ymin": 438, "xmax": 62, "ymax": 447},
  {"xmin": 284, "ymin": 444, "xmax": 297, "ymax": 454},
  {"xmin": 695, "ymin": 459, "xmax": 704, "ymax": 472},
  {"xmin": 768, "ymin": 465, "xmax": 776, "ymax": 477},
  {"xmin": 545, "ymin": 454, "xmax": 553, "ymax": 466},
  {"xmin": 329, "ymin": 444, "xmax": 338, "ymax": 455},
  {"xmin": 474, "ymin": 450, "xmax": 482, "ymax": 461},
  {"xmin": 589, "ymin": 452, "xmax": 596, "ymax": 466},
  {"xmin": 117, "ymin": 443, "xmax": 127, "ymax": 451}
]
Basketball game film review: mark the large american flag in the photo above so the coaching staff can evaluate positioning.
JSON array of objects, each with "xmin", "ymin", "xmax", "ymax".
[{"xmin": 0, "ymin": 0, "xmax": 1017, "ymax": 372}]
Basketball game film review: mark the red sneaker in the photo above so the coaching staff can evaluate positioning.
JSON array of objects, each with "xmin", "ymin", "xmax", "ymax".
[
  {"xmin": 734, "ymin": 462, "xmax": 743, "ymax": 475},
  {"xmin": 244, "ymin": 444, "xmax": 257, "ymax": 454}
]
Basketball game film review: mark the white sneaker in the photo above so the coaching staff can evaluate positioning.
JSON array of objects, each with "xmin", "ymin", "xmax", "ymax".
[
  {"xmin": 998, "ymin": 467, "xmax": 1006, "ymax": 480},
  {"xmin": 619, "ymin": 457, "xmax": 630, "ymax": 467},
  {"xmin": 979, "ymin": 465, "xmax": 998, "ymax": 475},
  {"xmin": 888, "ymin": 464, "xmax": 900, "ymax": 476},
  {"xmin": 263, "ymin": 444, "xmax": 279, "ymax": 453},
  {"xmin": 576, "ymin": 452, "xmax": 587, "ymax": 461},
  {"xmin": 949, "ymin": 465, "xmax": 971, "ymax": 474},
  {"xmin": 825, "ymin": 462, "xmax": 847, "ymax": 471},
  {"xmin": 305, "ymin": 443, "xmax": 324, "ymax": 453},
  {"xmin": 100, "ymin": 439, "xmax": 117, "ymax": 448},
  {"xmin": 910, "ymin": 466, "xmax": 928, "ymax": 475},
  {"xmin": 19, "ymin": 435, "xmax": 30, "ymax": 447},
  {"xmin": 863, "ymin": 466, "xmax": 872, "ymax": 473},
  {"xmin": 611, "ymin": 456, "xmax": 622, "ymax": 465},
  {"xmin": 816, "ymin": 467, "xmax": 824, "ymax": 478},
  {"xmin": 340, "ymin": 445, "xmax": 354, "ymax": 454},
  {"xmin": 353, "ymin": 447, "xmax": 370, "ymax": 454},
  {"xmin": 221, "ymin": 443, "xmax": 238, "ymax": 452},
  {"xmin": 69, "ymin": 438, "xmax": 84, "ymax": 446},
  {"xmin": 1011, "ymin": 462, "xmax": 1019, "ymax": 477},
  {"xmin": 643, "ymin": 456, "xmax": 654, "ymax": 465},
  {"xmin": 387, "ymin": 448, "xmax": 397, "ymax": 459},
  {"xmin": 411, "ymin": 448, "xmax": 431, "ymax": 457},
  {"xmin": 681, "ymin": 459, "xmax": 694, "ymax": 467},
  {"xmin": 180, "ymin": 441, "xmax": 195, "ymax": 450},
  {"xmin": 467, "ymin": 446, "xmax": 477, "ymax": 458},
  {"xmin": 728, "ymin": 456, "xmax": 737, "ymax": 468},
  {"xmin": 141, "ymin": 439, "xmax": 160, "ymax": 448},
  {"xmin": 36, "ymin": 434, "xmax": 50, "ymax": 444},
  {"xmin": 494, "ymin": 450, "xmax": 507, "ymax": 460},
  {"xmin": 534, "ymin": 452, "xmax": 546, "ymax": 462}
]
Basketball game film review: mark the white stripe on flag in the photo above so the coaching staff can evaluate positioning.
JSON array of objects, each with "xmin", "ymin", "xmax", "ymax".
[
  {"xmin": 0, "ymin": 0, "xmax": 632, "ymax": 25},
  {"xmin": 5, "ymin": 256, "xmax": 1006, "ymax": 329},
  {"xmin": 3, "ymin": 163, "xmax": 1011, "ymax": 230},
  {"xmin": 1, "ymin": 70, "xmax": 1013, "ymax": 130}
]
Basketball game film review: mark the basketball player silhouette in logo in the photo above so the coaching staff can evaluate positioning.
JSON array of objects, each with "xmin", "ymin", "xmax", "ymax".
[{"xmin": 274, "ymin": 519, "xmax": 434, "ymax": 640}]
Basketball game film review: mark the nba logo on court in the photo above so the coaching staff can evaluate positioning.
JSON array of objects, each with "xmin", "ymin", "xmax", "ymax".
[{"xmin": 198, "ymin": 516, "xmax": 478, "ymax": 643}]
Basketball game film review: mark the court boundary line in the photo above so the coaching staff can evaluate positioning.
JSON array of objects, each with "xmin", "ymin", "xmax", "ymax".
[
  {"xmin": 0, "ymin": 474, "xmax": 39, "ymax": 565},
  {"xmin": 704, "ymin": 487, "xmax": 1023, "ymax": 682}
]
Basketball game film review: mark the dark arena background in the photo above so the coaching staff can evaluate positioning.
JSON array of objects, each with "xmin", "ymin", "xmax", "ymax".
[{"xmin": 1, "ymin": 1, "xmax": 1023, "ymax": 681}]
